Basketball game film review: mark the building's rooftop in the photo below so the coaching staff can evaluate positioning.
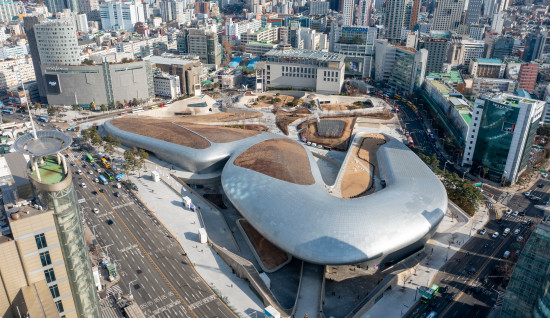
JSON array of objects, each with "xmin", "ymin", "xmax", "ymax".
[
  {"xmin": 247, "ymin": 41, "xmax": 278, "ymax": 46},
  {"xmin": 489, "ymin": 93, "xmax": 541, "ymax": 107},
  {"xmin": 265, "ymin": 48, "xmax": 344, "ymax": 62},
  {"xmin": 428, "ymin": 70, "xmax": 464, "ymax": 84},
  {"xmin": 477, "ymin": 58, "xmax": 503, "ymax": 64},
  {"xmin": 30, "ymin": 156, "xmax": 66, "ymax": 185},
  {"xmin": 149, "ymin": 55, "xmax": 199, "ymax": 66},
  {"xmin": 396, "ymin": 46, "xmax": 418, "ymax": 54}
]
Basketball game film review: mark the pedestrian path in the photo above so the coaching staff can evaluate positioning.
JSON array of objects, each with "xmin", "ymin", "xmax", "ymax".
[{"xmin": 294, "ymin": 263, "xmax": 323, "ymax": 318}]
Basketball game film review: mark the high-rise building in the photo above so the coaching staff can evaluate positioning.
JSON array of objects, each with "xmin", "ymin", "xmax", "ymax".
[
  {"xmin": 0, "ymin": 0, "xmax": 20, "ymax": 23},
  {"xmin": 464, "ymin": 0, "xmax": 482, "ymax": 25},
  {"xmin": 186, "ymin": 28, "xmax": 222, "ymax": 67},
  {"xmin": 24, "ymin": 15, "xmax": 47, "ymax": 103},
  {"xmin": 383, "ymin": 0, "xmax": 409, "ymax": 41},
  {"xmin": 34, "ymin": 19, "xmax": 80, "ymax": 66},
  {"xmin": 79, "ymin": 0, "xmax": 99, "ymax": 15},
  {"xmin": 462, "ymin": 94, "xmax": 545, "ymax": 183},
  {"xmin": 517, "ymin": 63, "xmax": 539, "ymax": 93},
  {"xmin": 468, "ymin": 58, "xmax": 505, "ymax": 78},
  {"xmin": 100, "ymin": 0, "xmax": 145, "ymax": 31},
  {"xmin": 418, "ymin": 37, "xmax": 450, "ymax": 74},
  {"xmin": 341, "ymin": 0, "xmax": 354, "ymax": 26},
  {"xmin": 75, "ymin": 13, "xmax": 89, "ymax": 33},
  {"xmin": 45, "ymin": 0, "xmax": 80, "ymax": 14},
  {"xmin": 309, "ymin": 0, "xmax": 329, "ymax": 15},
  {"xmin": 13, "ymin": 131, "xmax": 101, "ymax": 318},
  {"xmin": 492, "ymin": 36, "xmax": 515, "ymax": 59},
  {"xmin": 501, "ymin": 221, "xmax": 550, "ymax": 318},
  {"xmin": 431, "ymin": 0, "xmax": 465, "ymax": 31},
  {"xmin": 523, "ymin": 31, "xmax": 547, "ymax": 62},
  {"xmin": 329, "ymin": 23, "xmax": 377, "ymax": 78},
  {"xmin": 356, "ymin": 0, "xmax": 371, "ymax": 26},
  {"xmin": 483, "ymin": 0, "xmax": 509, "ymax": 18},
  {"xmin": 195, "ymin": 1, "xmax": 210, "ymax": 15}
]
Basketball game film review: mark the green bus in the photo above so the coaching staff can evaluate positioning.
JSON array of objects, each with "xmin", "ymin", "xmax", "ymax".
[
  {"xmin": 104, "ymin": 170, "xmax": 115, "ymax": 180},
  {"xmin": 86, "ymin": 154, "xmax": 94, "ymax": 163},
  {"xmin": 420, "ymin": 284, "xmax": 439, "ymax": 303}
]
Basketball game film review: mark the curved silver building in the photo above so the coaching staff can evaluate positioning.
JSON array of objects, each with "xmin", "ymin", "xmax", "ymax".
[{"xmin": 104, "ymin": 118, "xmax": 447, "ymax": 266}]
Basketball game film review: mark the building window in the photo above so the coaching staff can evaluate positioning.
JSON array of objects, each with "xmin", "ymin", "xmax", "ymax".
[
  {"xmin": 468, "ymin": 152, "xmax": 470, "ymax": 155},
  {"xmin": 40, "ymin": 251, "xmax": 52, "ymax": 267},
  {"xmin": 55, "ymin": 300, "xmax": 64, "ymax": 313},
  {"xmin": 35, "ymin": 233, "xmax": 47, "ymax": 250},
  {"xmin": 50, "ymin": 285, "xmax": 60, "ymax": 298},
  {"xmin": 44, "ymin": 268, "xmax": 56, "ymax": 283}
]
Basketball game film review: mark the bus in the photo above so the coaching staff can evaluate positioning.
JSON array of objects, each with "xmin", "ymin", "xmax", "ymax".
[
  {"xmin": 420, "ymin": 284, "xmax": 439, "ymax": 303},
  {"xmin": 132, "ymin": 108, "xmax": 144, "ymax": 113},
  {"xmin": 104, "ymin": 170, "xmax": 115, "ymax": 180},
  {"xmin": 98, "ymin": 175, "xmax": 108, "ymax": 185},
  {"xmin": 38, "ymin": 116, "xmax": 49, "ymax": 122},
  {"xmin": 2, "ymin": 109, "xmax": 13, "ymax": 114},
  {"xmin": 101, "ymin": 158, "xmax": 111, "ymax": 169},
  {"xmin": 86, "ymin": 154, "xmax": 95, "ymax": 163},
  {"xmin": 115, "ymin": 173, "xmax": 124, "ymax": 181}
]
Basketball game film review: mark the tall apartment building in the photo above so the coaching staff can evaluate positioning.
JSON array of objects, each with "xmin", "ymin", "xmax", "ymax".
[
  {"xmin": 382, "ymin": 0, "xmax": 419, "ymax": 41},
  {"xmin": 341, "ymin": 0, "xmax": 353, "ymax": 26},
  {"xmin": 23, "ymin": 15, "xmax": 47, "ymax": 102},
  {"xmin": 356, "ymin": 0, "xmax": 371, "ymax": 26},
  {"xmin": 464, "ymin": 0, "xmax": 482, "ymax": 25},
  {"xmin": 160, "ymin": 0, "xmax": 184, "ymax": 23},
  {"xmin": 418, "ymin": 37, "xmax": 450, "ymax": 74},
  {"xmin": 462, "ymin": 94, "xmax": 545, "ymax": 183},
  {"xmin": 100, "ymin": 0, "xmax": 145, "ymax": 31},
  {"xmin": 195, "ymin": 1, "xmax": 209, "ymax": 15},
  {"xmin": 0, "ymin": 0, "xmax": 20, "ymax": 23},
  {"xmin": 517, "ymin": 63, "xmax": 539, "ymax": 93},
  {"xmin": 309, "ymin": 0, "xmax": 329, "ymax": 15},
  {"xmin": 523, "ymin": 31, "xmax": 547, "ymax": 62},
  {"xmin": 186, "ymin": 28, "xmax": 222, "ymax": 67},
  {"xmin": 431, "ymin": 0, "xmax": 464, "ymax": 31},
  {"xmin": 34, "ymin": 19, "xmax": 80, "ymax": 66},
  {"xmin": 448, "ymin": 37, "xmax": 485, "ymax": 67},
  {"xmin": 262, "ymin": 48, "xmax": 345, "ymax": 94},
  {"xmin": 501, "ymin": 221, "xmax": 550, "ymax": 318},
  {"xmin": 492, "ymin": 36, "xmax": 515, "ymax": 59}
]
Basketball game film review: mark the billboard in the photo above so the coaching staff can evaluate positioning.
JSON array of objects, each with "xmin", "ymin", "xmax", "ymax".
[{"xmin": 45, "ymin": 74, "xmax": 61, "ymax": 94}]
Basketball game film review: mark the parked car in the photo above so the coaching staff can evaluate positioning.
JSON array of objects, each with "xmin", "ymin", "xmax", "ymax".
[
  {"xmin": 93, "ymin": 208, "xmax": 99, "ymax": 214},
  {"xmin": 492, "ymin": 232, "xmax": 500, "ymax": 238},
  {"xmin": 514, "ymin": 228, "xmax": 521, "ymax": 235},
  {"xmin": 525, "ymin": 190, "xmax": 532, "ymax": 196},
  {"xmin": 512, "ymin": 211, "xmax": 519, "ymax": 217},
  {"xmin": 92, "ymin": 190, "xmax": 98, "ymax": 195},
  {"xmin": 114, "ymin": 191, "xmax": 121, "ymax": 197},
  {"xmin": 538, "ymin": 183, "xmax": 545, "ymax": 188},
  {"xmin": 106, "ymin": 219, "xmax": 113, "ymax": 225},
  {"xmin": 517, "ymin": 236, "xmax": 523, "ymax": 242},
  {"xmin": 479, "ymin": 228, "xmax": 487, "ymax": 235},
  {"xmin": 81, "ymin": 183, "xmax": 86, "ymax": 188},
  {"xmin": 505, "ymin": 209, "xmax": 512, "ymax": 215}
]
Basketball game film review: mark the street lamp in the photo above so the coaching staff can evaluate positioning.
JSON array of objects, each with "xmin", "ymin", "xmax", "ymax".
[
  {"xmin": 103, "ymin": 244, "xmax": 113, "ymax": 259},
  {"xmin": 462, "ymin": 169, "xmax": 470, "ymax": 180},
  {"xmin": 444, "ymin": 160, "xmax": 452, "ymax": 172},
  {"xmin": 91, "ymin": 224, "xmax": 99, "ymax": 239},
  {"xmin": 128, "ymin": 279, "xmax": 137, "ymax": 300}
]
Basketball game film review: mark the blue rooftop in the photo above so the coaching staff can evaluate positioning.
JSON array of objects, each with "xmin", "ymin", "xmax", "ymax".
[
  {"xmin": 477, "ymin": 58, "xmax": 502, "ymax": 64},
  {"xmin": 515, "ymin": 89, "xmax": 532, "ymax": 99},
  {"xmin": 228, "ymin": 57, "xmax": 242, "ymax": 68}
]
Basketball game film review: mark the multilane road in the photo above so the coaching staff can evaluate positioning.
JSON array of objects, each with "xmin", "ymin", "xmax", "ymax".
[{"xmin": 67, "ymin": 147, "xmax": 235, "ymax": 318}]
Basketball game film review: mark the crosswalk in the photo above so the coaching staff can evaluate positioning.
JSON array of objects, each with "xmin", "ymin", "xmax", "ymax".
[
  {"xmin": 495, "ymin": 290, "xmax": 505, "ymax": 307},
  {"xmin": 106, "ymin": 284, "xmax": 123, "ymax": 298}
]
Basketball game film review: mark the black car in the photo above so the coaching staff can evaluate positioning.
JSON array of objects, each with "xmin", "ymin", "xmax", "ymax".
[
  {"xmin": 439, "ymin": 286, "xmax": 448, "ymax": 294},
  {"xmin": 92, "ymin": 190, "xmax": 98, "ymax": 195},
  {"xmin": 99, "ymin": 188, "xmax": 104, "ymax": 193},
  {"xmin": 497, "ymin": 218, "xmax": 503, "ymax": 224},
  {"xmin": 538, "ymin": 183, "xmax": 545, "ymax": 188},
  {"xmin": 445, "ymin": 293, "xmax": 455, "ymax": 302},
  {"xmin": 106, "ymin": 219, "xmax": 114, "ymax": 225}
]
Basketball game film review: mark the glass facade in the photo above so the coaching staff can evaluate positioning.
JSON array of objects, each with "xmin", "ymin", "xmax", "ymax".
[
  {"xmin": 34, "ymin": 155, "xmax": 101, "ymax": 318},
  {"xmin": 502, "ymin": 222, "xmax": 550, "ymax": 318},
  {"xmin": 472, "ymin": 100, "xmax": 519, "ymax": 180},
  {"xmin": 388, "ymin": 50, "xmax": 414, "ymax": 93}
]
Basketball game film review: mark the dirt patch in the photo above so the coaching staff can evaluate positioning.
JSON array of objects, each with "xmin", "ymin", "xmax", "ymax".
[
  {"xmin": 340, "ymin": 134, "xmax": 389, "ymax": 198},
  {"xmin": 224, "ymin": 124, "xmax": 269, "ymax": 132},
  {"xmin": 239, "ymin": 219, "xmax": 290, "ymax": 271},
  {"xmin": 275, "ymin": 107, "xmax": 311, "ymax": 135},
  {"xmin": 111, "ymin": 117, "xmax": 211, "ymax": 149},
  {"xmin": 234, "ymin": 138, "xmax": 314, "ymax": 185},
  {"xmin": 251, "ymin": 94, "xmax": 296, "ymax": 108},
  {"xmin": 299, "ymin": 117, "xmax": 356, "ymax": 151},
  {"xmin": 203, "ymin": 194, "xmax": 227, "ymax": 209},
  {"xmin": 171, "ymin": 121, "xmax": 261, "ymax": 143},
  {"xmin": 178, "ymin": 112, "xmax": 263, "ymax": 123},
  {"xmin": 321, "ymin": 104, "xmax": 362, "ymax": 111}
]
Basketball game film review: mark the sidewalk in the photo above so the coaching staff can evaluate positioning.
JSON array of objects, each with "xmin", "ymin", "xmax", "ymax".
[
  {"xmin": 128, "ymin": 173, "xmax": 264, "ymax": 317},
  {"xmin": 363, "ymin": 203, "xmax": 490, "ymax": 318}
]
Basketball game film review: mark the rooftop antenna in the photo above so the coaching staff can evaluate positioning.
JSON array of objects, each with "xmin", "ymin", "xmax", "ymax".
[{"xmin": 13, "ymin": 66, "xmax": 38, "ymax": 140}]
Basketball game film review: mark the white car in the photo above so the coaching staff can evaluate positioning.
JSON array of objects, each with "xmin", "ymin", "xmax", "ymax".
[
  {"xmin": 94, "ymin": 178, "xmax": 99, "ymax": 183},
  {"xmin": 92, "ymin": 208, "xmax": 99, "ymax": 214},
  {"xmin": 525, "ymin": 190, "xmax": 532, "ymax": 197},
  {"xmin": 512, "ymin": 211, "xmax": 519, "ymax": 217},
  {"xmin": 505, "ymin": 209, "xmax": 512, "ymax": 215},
  {"xmin": 514, "ymin": 228, "xmax": 521, "ymax": 235},
  {"xmin": 77, "ymin": 169, "xmax": 82, "ymax": 175},
  {"xmin": 492, "ymin": 232, "xmax": 499, "ymax": 238},
  {"xmin": 81, "ymin": 183, "xmax": 87, "ymax": 188},
  {"xmin": 516, "ymin": 236, "xmax": 523, "ymax": 242},
  {"xmin": 97, "ymin": 168, "xmax": 102, "ymax": 173},
  {"xmin": 88, "ymin": 170, "xmax": 94, "ymax": 175}
]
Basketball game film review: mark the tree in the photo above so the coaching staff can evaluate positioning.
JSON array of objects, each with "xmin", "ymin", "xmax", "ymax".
[
  {"xmin": 275, "ymin": 93, "xmax": 281, "ymax": 96},
  {"xmin": 272, "ymin": 97, "xmax": 281, "ymax": 103},
  {"xmin": 47, "ymin": 107, "xmax": 56, "ymax": 117},
  {"xmin": 108, "ymin": 102, "xmax": 115, "ymax": 110},
  {"xmin": 83, "ymin": 59, "xmax": 94, "ymax": 65},
  {"xmin": 72, "ymin": 104, "xmax": 79, "ymax": 111},
  {"xmin": 309, "ymin": 100, "xmax": 316, "ymax": 108},
  {"xmin": 33, "ymin": 102, "xmax": 41, "ymax": 114},
  {"xmin": 222, "ymin": 40, "xmax": 233, "ymax": 66},
  {"xmin": 537, "ymin": 124, "xmax": 550, "ymax": 137},
  {"xmin": 132, "ymin": 98, "xmax": 138, "ymax": 106},
  {"xmin": 291, "ymin": 98, "xmax": 302, "ymax": 107},
  {"xmin": 100, "ymin": 104, "xmax": 107, "ymax": 112}
]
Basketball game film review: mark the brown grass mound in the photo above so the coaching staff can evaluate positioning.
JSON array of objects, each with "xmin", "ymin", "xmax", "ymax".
[
  {"xmin": 275, "ymin": 107, "xmax": 311, "ymax": 135},
  {"xmin": 234, "ymin": 138, "xmax": 314, "ymax": 185},
  {"xmin": 239, "ymin": 220, "xmax": 289, "ymax": 271},
  {"xmin": 111, "ymin": 117, "xmax": 211, "ymax": 149},
  {"xmin": 172, "ymin": 121, "xmax": 261, "ymax": 143},
  {"xmin": 178, "ymin": 112, "xmax": 263, "ymax": 123}
]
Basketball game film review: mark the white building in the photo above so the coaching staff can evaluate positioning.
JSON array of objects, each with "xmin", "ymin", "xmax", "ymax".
[
  {"xmin": 262, "ymin": 48, "xmax": 345, "ymax": 94},
  {"xmin": 431, "ymin": 0, "xmax": 464, "ymax": 31},
  {"xmin": 0, "ymin": 57, "xmax": 35, "ymax": 90},
  {"xmin": 224, "ymin": 18, "xmax": 262, "ymax": 45},
  {"xmin": 34, "ymin": 19, "xmax": 81, "ymax": 66},
  {"xmin": 356, "ymin": 0, "xmax": 371, "ymax": 26},
  {"xmin": 342, "ymin": 0, "xmax": 353, "ymax": 26},
  {"xmin": 309, "ymin": 0, "xmax": 329, "ymax": 15},
  {"xmin": 75, "ymin": 13, "xmax": 89, "ymax": 33},
  {"xmin": 472, "ymin": 77, "xmax": 516, "ymax": 96},
  {"xmin": 0, "ymin": 0, "xmax": 20, "ymax": 23},
  {"xmin": 100, "ymin": 0, "xmax": 145, "ymax": 31},
  {"xmin": 153, "ymin": 72, "xmax": 181, "ymax": 99},
  {"xmin": 0, "ymin": 41, "xmax": 28, "ymax": 60}
]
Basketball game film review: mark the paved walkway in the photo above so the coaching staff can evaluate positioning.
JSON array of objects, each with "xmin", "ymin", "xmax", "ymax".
[
  {"xmin": 294, "ymin": 263, "xmax": 323, "ymax": 318},
  {"xmin": 363, "ymin": 203, "xmax": 489, "ymax": 318},
  {"xmin": 128, "ymin": 173, "xmax": 264, "ymax": 317}
]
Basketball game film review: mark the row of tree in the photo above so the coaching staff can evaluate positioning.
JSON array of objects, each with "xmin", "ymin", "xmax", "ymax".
[{"xmin": 416, "ymin": 152, "xmax": 483, "ymax": 216}]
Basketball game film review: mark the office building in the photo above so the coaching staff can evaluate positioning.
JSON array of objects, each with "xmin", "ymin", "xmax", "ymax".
[
  {"xmin": 186, "ymin": 28, "xmax": 222, "ymax": 67},
  {"xmin": 0, "ymin": 0, "xmax": 20, "ymax": 23},
  {"xmin": 75, "ymin": 13, "xmax": 89, "ymax": 33},
  {"xmin": 0, "ymin": 41, "xmax": 29, "ymax": 60},
  {"xmin": 464, "ymin": 0, "xmax": 482, "ymax": 25},
  {"xmin": 262, "ymin": 48, "xmax": 345, "ymax": 94},
  {"xmin": 245, "ymin": 41, "xmax": 278, "ymax": 56},
  {"xmin": 23, "ymin": 15, "xmax": 47, "ymax": 103},
  {"xmin": 34, "ymin": 19, "xmax": 80, "ymax": 66},
  {"xmin": 517, "ymin": 63, "xmax": 539, "ymax": 93},
  {"xmin": 448, "ymin": 37, "xmax": 485, "ymax": 67},
  {"xmin": 462, "ymin": 94, "xmax": 545, "ymax": 183},
  {"xmin": 341, "ymin": 0, "xmax": 353, "ymax": 26},
  {"xmin": 418, "ymin": 37, "xmax": 450, "ymax": 74},
  {"xmin": 387, "ymin": 46, "xmax": 427, "ymax": 94},
  {"xmin": 431, "ymin": 0, "xmax": 464, "ymax": 31},
  {"xmin": 43, "ymin": 60, "xmax": 154, "ymax": 105},
  {"xmin": 356, "ymin": 0, "xmax": 371, "ymax": 26},
  {"xmin": 383, "ymin": 0, "xmax": 416, "ymax": 41},
  {"xmin": 329, "ymin": 24, "xmax": 377, "ymax": 78},
  {"xmin": 309, "ymin": 0, "xmax": 329, "ymax": 15},
  {"xmin": 45, "ymin": 0, "xmax": 80, "ymax": 14},
  {"xmin": 160, "ymin": 0, "xmax": 184, "ymax": 23},
  {"xmin": 492, "ymin": 36, "xmax": 515, "ymax": 59},
  {"xmin": 240, "ymin": 25, "xmax": 279, "ymax": 44},
  {"xmin": 153, "ymin": 72, "xmax": 181, "ymax": 99},
  {"xmin": 469, "ymin": 58, "xmax": 505, "ymax": 78},
  {"xmin": 79, "ymin": 0, "xmax": 99, "ymax": 15},
  {"xmin": 483, "ymin": 0, "xmax": 509, "ymax": 18},
  {"xmin": 523, "ymin": 31, "xmax": 547, "ymax": 62},
  {"xmin": 195, "ymin": 1, "xmax": 209, "ymax": 15},
  {"xmin": 0, "ymin": 58, "xmax": 35, "ymax": 90},
  {"xmin": 100, "ymin": 0, "xmax": 145, "ymax": 31},
  {"xmin": 472, "ymin": 77, "xmax": 516, "ymax": 96},
  {"xmin": 150, "ymin": 55, "xmax": 203, "ymax": 96},
  {"xmin": 12, "ymin": 131, "xmax": 102, "ymax": 318},
  {"xmin": 501, "ymin": 221, "xmax": 550, "ymax": 318}
]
